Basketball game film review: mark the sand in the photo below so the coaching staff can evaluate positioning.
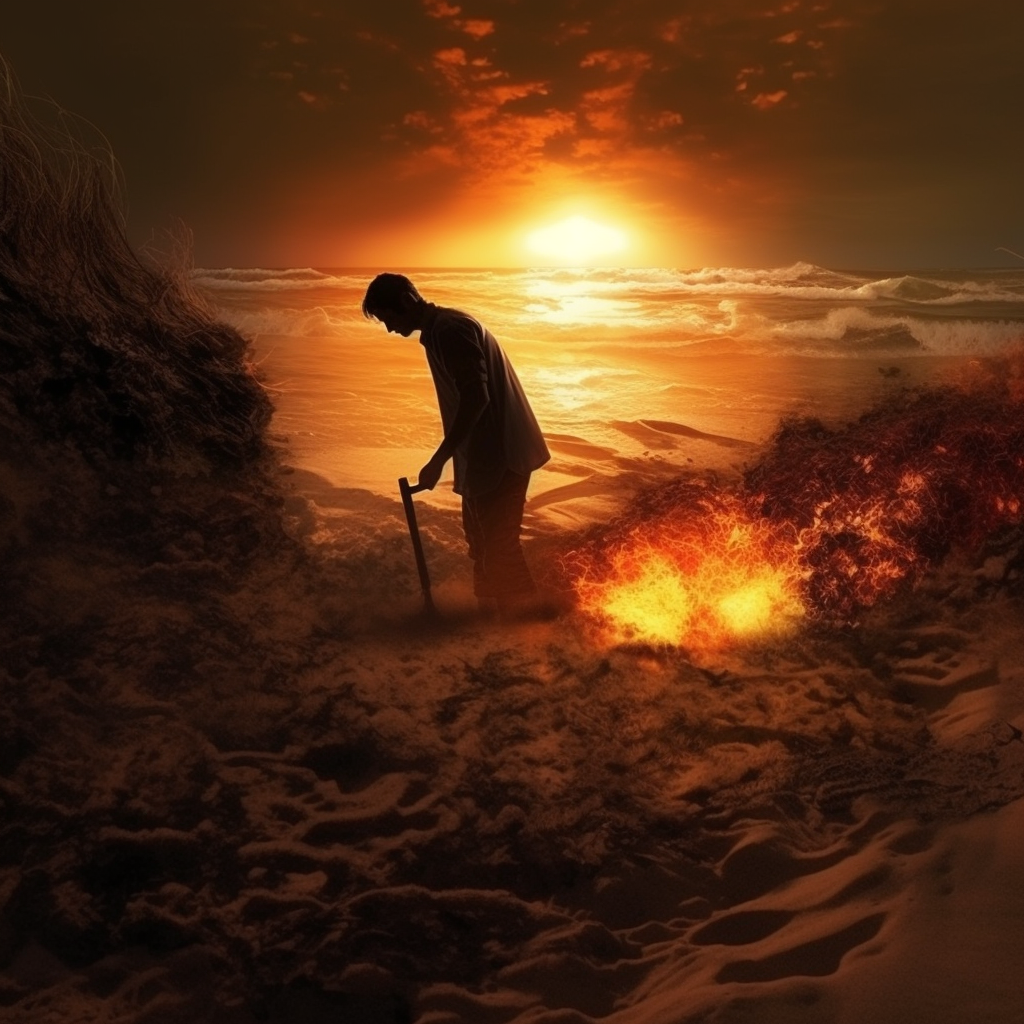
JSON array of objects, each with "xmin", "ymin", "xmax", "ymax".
[{"xmin": 2, "ymin": 461, "xmax": 1022, "ymax": 1024}]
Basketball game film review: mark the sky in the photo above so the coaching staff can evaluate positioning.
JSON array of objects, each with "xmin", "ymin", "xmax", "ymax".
[{"xmin": 3, "ymin": 0, "xmax": 1024, "ymax": 269}]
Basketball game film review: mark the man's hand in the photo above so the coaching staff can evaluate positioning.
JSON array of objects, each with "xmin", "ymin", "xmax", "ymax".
[{"xmin": 417, "ymin": 453, "xmax": 446, "ymax": 491}]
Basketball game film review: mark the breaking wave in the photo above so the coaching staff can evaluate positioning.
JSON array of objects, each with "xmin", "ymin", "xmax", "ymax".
[
  {"xmin": 195, "ymin": 263, "xmax": 1024, "ymax": 306},
  {"xmin": 195, "ymin": 263, "xmax": 1024, "ymax": 363}
]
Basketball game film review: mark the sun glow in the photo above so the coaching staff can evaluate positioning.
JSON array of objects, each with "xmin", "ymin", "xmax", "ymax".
[{"xmin": 525, "ymin": 215, "xmax": 629, "ymax": 265}]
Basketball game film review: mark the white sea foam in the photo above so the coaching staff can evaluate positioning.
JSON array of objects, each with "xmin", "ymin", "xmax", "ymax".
[
  {"xmin": 193, "ymin": 267, "xmax": 358, "ymax": 291},
  {"xmin": 769, "ymin": 306, "xmax": 1024, "ymax": 356},
  {"xmin": 201, "ymin": 267, "xmax": 1024, "ymax": 364},
  {"xmin": 195, "ymin": 264, "xmax": 1024, "ymax": 312},
  {"xmin": 898, "ymin": 316, "xmax": 1024, "ymax": 356},
  {"xmin": 221, "ymin": 305, "xmax": 359, "ymax": 338},
  {"xmin": 201, "ymin": 265, "xmax": 1024, "ymax": 366},
  {"xmin": 194, "ymin": 263, "xmax": 1024, "ymax": 500}
]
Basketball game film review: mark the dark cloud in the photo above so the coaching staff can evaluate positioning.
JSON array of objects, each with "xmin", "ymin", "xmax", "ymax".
[{"xmin": 3, "ymin": 0, "xmax": 1022, "ymax": 265}]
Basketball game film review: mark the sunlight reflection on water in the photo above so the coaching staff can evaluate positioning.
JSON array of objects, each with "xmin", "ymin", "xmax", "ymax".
[
  {"xmin": 200, "ymin": 265, "xmax": 1024, "ymax": 503},
  {"xmin": 518, "ymin": 276, "xmax": 742, "ymax": 336},
  {"xmin": 522, "ymin": 278, "xmax": 642, "ymax": 326}
]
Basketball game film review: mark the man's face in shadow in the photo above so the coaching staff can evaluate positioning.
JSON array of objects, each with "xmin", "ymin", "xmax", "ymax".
[{"xmin": 376, "ymin": 296, "xmax": 420, "ymax": 337}]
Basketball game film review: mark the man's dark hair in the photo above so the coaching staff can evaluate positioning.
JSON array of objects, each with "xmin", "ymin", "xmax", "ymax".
[{"xmin": 362, "ymin": 273, "xmax": 422, "ymax": 319}]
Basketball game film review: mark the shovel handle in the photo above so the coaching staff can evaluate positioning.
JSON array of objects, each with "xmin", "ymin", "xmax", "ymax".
[{"xmin": 398, "ymin": 477, "xmax": 435, "ymax": 611}]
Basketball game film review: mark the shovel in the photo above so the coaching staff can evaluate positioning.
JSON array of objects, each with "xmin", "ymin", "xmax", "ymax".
[{"xmin": 398, "ymin": 476, "xmax": 436, "ymax": 613}]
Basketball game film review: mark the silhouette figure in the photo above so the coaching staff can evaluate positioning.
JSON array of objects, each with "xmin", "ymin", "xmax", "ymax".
[{"xmin": 362, "ymin": 273, "xmax": 550, "ymax": 617}]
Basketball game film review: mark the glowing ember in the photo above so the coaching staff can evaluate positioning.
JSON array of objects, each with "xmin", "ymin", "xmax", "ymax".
[
  {"xmin": 595, "ymin": 553, "xmax": 690, "ymax": 644},
  {"xmin": 566, "ymin": 367, "xmax": 1024, "ymax": 649},
  {"xmin": 718, "ymin": 577, "xmax": 801, "ymax": 637},
  {"xmin": 569, "ymin": 490, "xmax": 806, "ymax": 648}
]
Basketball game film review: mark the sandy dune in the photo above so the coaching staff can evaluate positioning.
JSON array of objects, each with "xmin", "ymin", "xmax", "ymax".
[{"xmin": 3, "ymin": 474, "xmax": 1022, "ymax": 1024}]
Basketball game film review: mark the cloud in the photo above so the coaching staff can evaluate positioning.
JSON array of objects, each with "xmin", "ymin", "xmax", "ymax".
[
  {"xmin": 6, "ymin": 0, "xmax": 1021, "ymax": 267},
  {"xmin": 433, "ymin": 47, "xmax": 468, "ymax": 70},
  {"xmin": 423, "ymin": 0, "xmax": 495, "ymax": 40},
  {"xmin": 555, "ymin": 21, "xmax": 591, "ymax": 41},
  {"xmin": 579, "ymin": 48, "xmax": 653, "ymax": 75},
  {"xmin": 460, "ymin": 20, "xmax": 496, "ymax": 40},
  {"xmin": 735, "ymin": 66, "xmax": 764, "ymax": 93},
  {"xmin": 220, "ymin": 0, "xmax": 1023, "ymax": 264},
  {"xmin": 580, "ymin": 82, "xmax": 635, "ymax": 133},
  {"xmin": 644, "ymin": 110, "xmax": 685, "ymax": 131},
  {"xmin": 658, "ymin": 17, "xmax": 689, "ymax": 44},
  {"xmin": 423, "ymin": 0, "xmax": 461, "ymax": 17},
  {"xmin": 751, "ymin": 90, "xmax": 788, "ymax": 110},
  {"xmin": 403, "ymin": 110, "xmax": 443, "ymax": 133}
]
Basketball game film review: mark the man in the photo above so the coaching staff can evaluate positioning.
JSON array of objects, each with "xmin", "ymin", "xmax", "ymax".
[{"xmin": 362, "ymin": 273, "xmax": 550, "ymax": 616}]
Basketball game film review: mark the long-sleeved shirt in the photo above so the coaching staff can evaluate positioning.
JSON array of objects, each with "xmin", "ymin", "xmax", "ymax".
[{"xmin": 420, "ymin": 303, "xmax": 550, "ymax": 497}]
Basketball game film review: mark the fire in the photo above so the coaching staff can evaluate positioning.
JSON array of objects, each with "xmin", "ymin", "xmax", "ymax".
[
  {"xmin": 570, "ymin": 489, "xmax": 806, "ymax": 648},
  {"xmin": 595, "ymin": 553, "xmax": 693, "ymax": 646},
  {"xmin": 566, "ymin": 366, "xmax": 1024, "ymax": 649}
]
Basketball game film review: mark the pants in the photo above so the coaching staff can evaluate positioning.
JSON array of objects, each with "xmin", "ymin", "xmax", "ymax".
[{"xmin": 461, "ymin": 470, "xmax": 536, "ymax": 611}]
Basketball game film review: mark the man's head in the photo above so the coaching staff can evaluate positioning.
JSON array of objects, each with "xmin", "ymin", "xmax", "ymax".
[{"xmin": 362, "ymin": 273, "xmax": 425, "ymax": 336}]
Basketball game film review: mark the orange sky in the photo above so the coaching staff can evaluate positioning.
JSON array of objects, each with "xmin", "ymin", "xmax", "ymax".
[{"xmin": 4, "ymin": 1, "xmax": 1024, "ymax": 268}]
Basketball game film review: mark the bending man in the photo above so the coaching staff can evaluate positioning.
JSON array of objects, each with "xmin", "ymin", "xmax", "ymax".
[{"xmin": 362, "ymin": 273, "xmax": 550, "ymax": 616}]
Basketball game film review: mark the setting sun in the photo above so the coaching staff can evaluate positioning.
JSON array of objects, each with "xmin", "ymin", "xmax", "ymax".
[{"xmin": 525, "ymin": 215, "xmax": 629, "ymax": 265}]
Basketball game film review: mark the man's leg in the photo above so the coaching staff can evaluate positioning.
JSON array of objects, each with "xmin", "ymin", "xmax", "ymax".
[
  {"xmin": 470, "ymin": 471, "xmax": 536, "ymax": 613},
  {"xmin": 462, "ymin": 491, "xmax": 499, "ymax": 612}
]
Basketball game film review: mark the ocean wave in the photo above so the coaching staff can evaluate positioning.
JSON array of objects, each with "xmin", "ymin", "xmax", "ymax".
[
  {"xmin": 216, "ymin": 305, "xmax": 364, "ymax": 338},
  {"xmin": 901, "ymin": 316, "xmax": 1024, "ymax": 356},
  {"xmin": 193, "ymin": 264, "xmax": 1024, "ymax": 308},
  {"xmin": 193, "ymin": 267, "xmax": 361, "ymax": 291},
  {"xmin": 770, "ymin": 306, "xmax": 1024, "ymax": 356},
  {"xmin": 851, "ymin": 274, "xmax": 1024, "ymax": 305},
  {"xmin": 195, "ymin": 265, "xmax": 1024, "ymax": 364},
  {"xmin": 523, "ymin": 265, "xmax": 1024, "ymax": 305}
]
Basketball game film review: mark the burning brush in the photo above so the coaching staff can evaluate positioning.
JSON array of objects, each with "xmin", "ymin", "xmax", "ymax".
[
  {"xmin": 565, "ymin": 364, "xmax": 1024, "ymax": 648},
  {"xmin": 564, "ymin": 484, "xmax": 805, "ymax": 648}
]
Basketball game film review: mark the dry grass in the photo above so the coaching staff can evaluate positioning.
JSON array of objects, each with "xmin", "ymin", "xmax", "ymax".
[{"xmin": 0, "ymin": 55, "xmax": 271, "ymax": 467}]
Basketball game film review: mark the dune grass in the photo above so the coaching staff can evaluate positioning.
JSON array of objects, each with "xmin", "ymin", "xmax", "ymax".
[{"xmin": 0, "ymin": 55, "xmax": 271, "ymax": 468}]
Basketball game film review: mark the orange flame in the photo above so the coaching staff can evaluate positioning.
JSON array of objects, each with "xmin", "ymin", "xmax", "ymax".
[
  {"xmin": 566, "ymin": 370, "xmax": 1024, "ymax": 650},
  {"xmin": 570, "ymin": 491, "xmax": 805, "ymax": 648}
]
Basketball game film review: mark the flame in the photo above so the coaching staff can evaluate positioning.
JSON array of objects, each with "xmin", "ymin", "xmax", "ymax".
[
  {"xmin": 571, "ymin": 491, "xmax": 805, "ymax": 648},
  {"xmin": 566, "ymin": 367, "xmax": 1024, "ymax": 649}
]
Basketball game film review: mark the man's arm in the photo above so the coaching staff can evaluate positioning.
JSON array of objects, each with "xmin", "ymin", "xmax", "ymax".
[{"xmin": 417, "ymin": 377, "xmax": 489, "ymax": 490}]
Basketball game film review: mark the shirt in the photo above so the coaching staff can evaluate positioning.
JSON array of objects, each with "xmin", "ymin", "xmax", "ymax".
[{"xmin": 419, "ymin": 304, "xmax": 550, "ymax": 497}]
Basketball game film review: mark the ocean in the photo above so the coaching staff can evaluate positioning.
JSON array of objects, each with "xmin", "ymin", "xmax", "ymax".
[{"xmin": 195, "ymin": 264, "xmax": 1024, "ymax": 527}]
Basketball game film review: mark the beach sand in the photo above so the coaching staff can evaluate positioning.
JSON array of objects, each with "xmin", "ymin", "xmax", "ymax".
[{"xmin": 3, "ymin": 452, "xmax": 1022, "ymax": 1024}]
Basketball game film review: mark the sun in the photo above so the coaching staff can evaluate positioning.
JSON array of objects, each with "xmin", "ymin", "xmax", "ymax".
[{"xmin": 525, "ymin": 215, "xmax": 629, "ymax": 265}]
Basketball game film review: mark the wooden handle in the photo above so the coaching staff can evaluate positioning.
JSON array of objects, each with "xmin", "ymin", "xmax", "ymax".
[{"xmin": 398, "ymin": 477, "xmax": 435, "ymax": 611}]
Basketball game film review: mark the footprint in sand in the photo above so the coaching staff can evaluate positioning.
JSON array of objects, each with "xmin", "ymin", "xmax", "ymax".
[
  {"xmin": 218, "ymin": 748, "xmax": 446, "ymax": 879},
  {"xmin": 298, "ymin": 772, "xmax": 442, "ymax": 847},
  {"xmin": 301, "ymin": 739, "xmax": 386, "ymax": 791},
  {"xmin": 692, "ymin": 909, "xmax": 797, "ymax": 946},
  {"xmin": 891, "ymin": 649, "xmax": 998, "ymax": 710},
  {"xmin": 714, "ymin": 913, "xmax": 886, "ymax": 982},
  {"xmin": 718, "ymin": 833, "xmax": 852, "ymax": 902}
]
